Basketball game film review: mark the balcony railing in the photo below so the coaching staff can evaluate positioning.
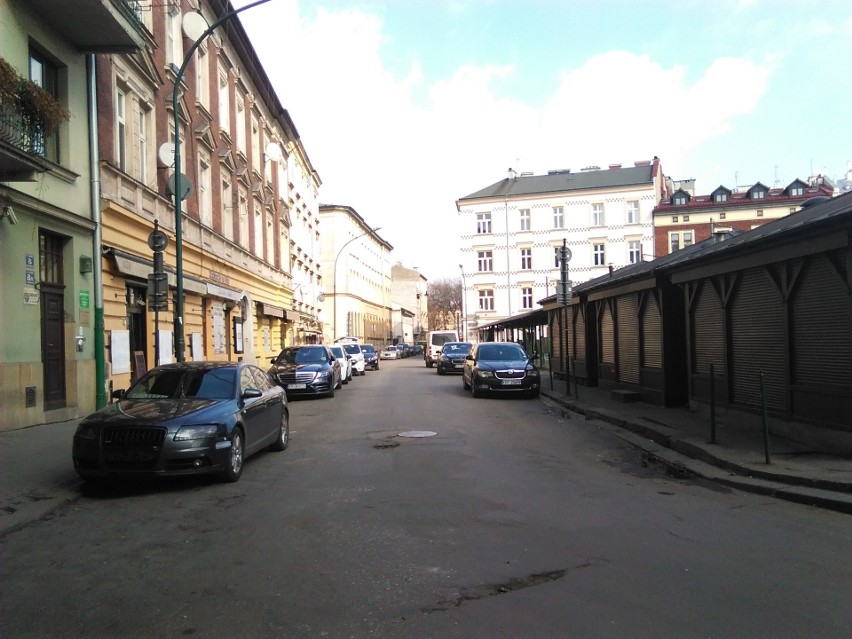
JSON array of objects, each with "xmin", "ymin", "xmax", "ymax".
[
  {"xmin": 113, "ymin": 0, "xmax": 145, "ymax": 30},
  {"xmin": 0, "ymin": 103, "xmax": 45, "ymax": 156}
]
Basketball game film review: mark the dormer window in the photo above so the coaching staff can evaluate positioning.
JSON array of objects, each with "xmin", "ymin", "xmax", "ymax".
[
  {"xmin": 748, "ymin": 183, "xmax": 768, "ymax": 200},
  {"xmin": 711, "ymin": 186, "xmax": 731, "ymax": 203},
  {"xmin": 671, "ymin": 189, "xmax": 690, "ymax": 206},
  {"xmin": 674, "ymin": 195, "xmax": 687, "ymax": 205},
  {"xmin": 790, "ymin": 186, "xmax": 804, "ymax": 196}
]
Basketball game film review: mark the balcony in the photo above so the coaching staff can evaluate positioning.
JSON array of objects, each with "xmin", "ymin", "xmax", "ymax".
[
  {"xmin": 0, "ymin": 104, "xmax": 55, "ymax": 182},
  {"xmin": 28, "ymin": 0, "xmax": 145, "ymax": 53}
]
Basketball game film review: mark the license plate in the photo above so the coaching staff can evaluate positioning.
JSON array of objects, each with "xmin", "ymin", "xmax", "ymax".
[
  {"xmin": 501, "ymin": 379, "xmax": 522, "ymax": 385},
  {"xmin": 287, "ymin": 383, "xmax": 306, "ymax": 390},
  {"xmin": 454, "ymin": 363, "xmax": 464, "ymax": 368}
]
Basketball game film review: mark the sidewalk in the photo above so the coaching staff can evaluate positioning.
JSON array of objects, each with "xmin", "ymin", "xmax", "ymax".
[{"xmin": 541, "ymin": 380, "xmax": 852, "ymax": 514}]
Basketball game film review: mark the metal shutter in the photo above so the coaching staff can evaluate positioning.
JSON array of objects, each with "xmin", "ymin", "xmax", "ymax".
[
  {"xmin": 617, "ymin": 295, "xmax": 639, "ymax": 383},
  {"xmin": 642, "ymin": 292, "xmax": 662, "ymax": 369},
  {"xmin": 793, "ymin": 255, "xmax": 851, "ymax": 385},
  {"xmin": 600, "ymin": 302, "xmax": 614, "ymax": 364},
  {"xmin": 730, "ymin": 268, "xmax": 785, "ymax": 410},
  {"xmin": 693, "ymin": 281, "xmax": 725, "ymax": 376},
  {"xmin": 574, "ymin": 305, "xmax": 586, "ymax": 358}
]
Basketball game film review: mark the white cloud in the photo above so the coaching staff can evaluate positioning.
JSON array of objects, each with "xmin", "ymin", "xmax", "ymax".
[{"xmin": 241, "ymin": 2, "xmax": 775, "ymax": 279}]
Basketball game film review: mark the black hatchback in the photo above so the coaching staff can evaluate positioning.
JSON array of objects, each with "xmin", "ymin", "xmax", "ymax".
[
  {"xmin": 436, "ymin": 342, "xmax": 473, "ymax": 375},
  {"xmin": 462, "ymin": 342, "xmax": 541, "ymax": 398}
]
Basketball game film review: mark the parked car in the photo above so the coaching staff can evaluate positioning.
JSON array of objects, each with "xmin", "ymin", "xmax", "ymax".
[
  {"xmin": 436, "ymin": 341, "xmax": 473, "ymax": 375},
  {"xmin": 462, "ymin": 342, "xmax": 541, "ymax": 398},
  {"xmin": 329, "ymin": 344, "xmax": 353, "ymax": 383},
  {"xmin": 72, "ymin": 362, "xmax": 289, "ymax": 483},
  {"xmin": 268, "ymin": 345, "xmax": 342, "ymax": 399},
  {"xmin": 340, "ymin": 342, "xmax": 366, "ymax": 375},
  {"xmin": 380, "ymin": 345, "xmax": 399, "ymax": 360},
  {"xmin": 360, "ymin": 344, "xmax": 380, "ymax": 370},
  {"xmin": 396, "ymin": 343, "xmax": 410, "ymax": 358}
]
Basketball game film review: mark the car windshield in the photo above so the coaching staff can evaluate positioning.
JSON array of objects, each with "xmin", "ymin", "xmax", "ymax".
[
  {"xmin": 127, "ymin": 368, "xmax": 237, "ymax": 400},
  {"xmin": 386, "ymin": 346, "xmax": 397, "ymax": 351},
  {"xmin": 443, "ymin": 343, "xmax": 472, "ymax": 354},
  {"xmin": 361, "ymin": 345, "xmax": 375, "ymax": 353},
  {"xmin": 477, "ymin": 344, "xmax": 528, "ymax": 361},
  {"xmin": 277, "ymin": 347, "xmax": 327, "ymax": 364},
  {"xmin": 329, "ymin": 346, "xmax": 344, "ymax": 358},
  {"xmin": 343, "ymin": 344, "xmax": 360, "ymax": 355}
]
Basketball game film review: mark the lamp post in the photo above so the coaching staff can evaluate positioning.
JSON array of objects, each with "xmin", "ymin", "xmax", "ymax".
[
  {"xmin": 458, "ymin": 263, "xmax": 466, "ymax": 341},
  {"xmin": 333, "ymin": 226, "xmax": 381, "ymax": 342},
  {"xmin": 171, "ymin": 0, "xmax": 271, "ymax": 362}
]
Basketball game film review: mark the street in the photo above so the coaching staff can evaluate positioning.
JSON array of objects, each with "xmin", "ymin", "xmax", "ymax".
[{"xmin": 1, "ymin": 357, "xmax": 850, "ymax": 638}]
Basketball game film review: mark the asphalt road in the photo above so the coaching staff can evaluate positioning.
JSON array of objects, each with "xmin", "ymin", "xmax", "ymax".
[{"xmin": 1, "ymin": 357, "xmax": 850, "ymax": 638}]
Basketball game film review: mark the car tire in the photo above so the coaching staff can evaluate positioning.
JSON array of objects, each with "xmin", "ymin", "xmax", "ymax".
[
  {"xmin": 462, "ymin": 374, "xmax": 470, "ymax": 390},
  {"xmin": 471, "ymin": 379, "xmax": 482, "ymax": 398},
  {"xmin": 327, "ymin": 383, "xmax": 336, "ymax": 398},
  {"xmin": 270, "ymin": 411, "xmax": 290, "ymax": 451},
  {"xmin": 221, "ymin": 428, "xmax": 244, "ymax": 482},
  {"xmin": 527, "ymin": 389, "xmax": 541, "ymax": 399},
  {"xmin": 426, "ymin": 361, "xmax": 433, "ymax": 368},
  {"xmin": 437, "ymin": 367, "xmax": 445, "ymax": 375}
]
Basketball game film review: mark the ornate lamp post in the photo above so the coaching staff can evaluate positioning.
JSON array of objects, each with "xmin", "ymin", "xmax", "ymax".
[{"xmin": 171, "ymin": 0, "xmax": 271, "ymax": 362}]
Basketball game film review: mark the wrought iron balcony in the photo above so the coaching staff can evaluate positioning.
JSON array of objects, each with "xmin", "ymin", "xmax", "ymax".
[{"xmin": 0, "ymin": 104, "xmax": 53, "ymax": 182}]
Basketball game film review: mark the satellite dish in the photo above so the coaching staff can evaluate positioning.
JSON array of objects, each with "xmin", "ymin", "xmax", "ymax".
[
  {"xmin": 167, "ymin": 172, "xmax": 193, "ymax": 201},
  {"xmin": 182, "ymin": 12, "xmax": 209, "ymax": 41},
  {"xmin": 264, "ymin": 142, "xmax": 283, "ymax": 163},
  {"xmin": 317, "ymin": 293, "xmax": 326, "ymax": 303},
  {"xmin": 157, "ymin": 142, "xmax": 175, "ymax": 168}
]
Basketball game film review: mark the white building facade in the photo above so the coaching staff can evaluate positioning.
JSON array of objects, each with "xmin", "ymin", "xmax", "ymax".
[
  {"xmin": 319, "ymin": 204, "xmax": 393, "ymax": 346},
  {"xmin": 456, "ymin": 159, "xmax": 667, "ymax": 338}
]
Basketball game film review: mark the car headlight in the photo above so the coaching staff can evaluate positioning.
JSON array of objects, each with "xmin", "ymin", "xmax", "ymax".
[
  {"xmin": 475, "ymin": 370, "xmax": 495, "ymax": 378},
  {"xmin": 75, "ymin": 424, "xmax": 97, "ymax": 440},
  {"xmin": 314, "ymin": 370, "xmax": 330, "ymax": 380},
  {"xmin": 174, "ymin": 424, "xmax": 221, "ymax": 441},
  {"xmin": 526, "ymin": 366, "xmax": 540, "ymax": 377}
]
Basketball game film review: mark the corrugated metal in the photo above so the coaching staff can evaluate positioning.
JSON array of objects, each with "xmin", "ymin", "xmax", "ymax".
[
  {"xmin": 642, "ymin": 292, "xmax": 662, "ymax": 369},
  {"xmin": 730, "ymin": 268, "xmax": 785, "ymax": 410},
  {"xmin": 693, "ymin": 281, "xmax": 725, "ymax": 376},
  {"xmin": 793, "ymin": 255, "xmax": 851, "ymax": 385},
  {"xmin": 600, "ymin": 302, "xmax": 614, "ymax": 363},
  {"xmin": 617, "ymin": 295, "xmax": 639, "ymax": 383},
  {"xmin": 574, "ymin": 305, "xmax": 586, "ymax": 357}
]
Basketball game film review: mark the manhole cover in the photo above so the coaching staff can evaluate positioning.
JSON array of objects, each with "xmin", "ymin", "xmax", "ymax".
[{"xmin": 398, "ymin": 430, "xmax": 437, "ymax": 438}]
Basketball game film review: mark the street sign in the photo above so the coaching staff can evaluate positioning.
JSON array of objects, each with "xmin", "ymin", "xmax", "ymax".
[
  {"xmin": 147, "ymin": 272, "xmax": 168, "ymax": 311},
  {"xmin": 556, "ymin": 279, "xmax": 572, "ymax": 305}
]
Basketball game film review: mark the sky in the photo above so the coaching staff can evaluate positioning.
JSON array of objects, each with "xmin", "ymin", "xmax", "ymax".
[{"xmin": 237, "ymin": 0, "xmax": 852, "ymax": 281}]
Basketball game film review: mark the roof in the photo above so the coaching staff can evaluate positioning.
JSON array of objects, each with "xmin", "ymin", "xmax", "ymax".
[
  {"xmin": 457, "ymin": 161, "xmax": 659, "ymax": 203},
  {"xmin": 655, "ymin": 180, "xmax": 834, "ymax": 214}
]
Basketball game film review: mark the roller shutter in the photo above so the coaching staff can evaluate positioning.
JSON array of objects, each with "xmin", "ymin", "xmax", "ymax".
[
  {"xmin": 642, "ymin": 292, "xmax": 662, "ymax": 369},
  {"xmin": 730, "ymin": 268, "xmax": 785, "ymax": 411},
  {"xmin": 574, "ymin": 305, "xmax": 586, "ymax": 359},
  {"xmin": 692, "ymin": 281, "xmax": 725, "ymax": 376},
  {"xmin": 600, "ymin": 302, "xmax": 614, "ymax": 364},
  {"xmin": 792, "ymin": 255, "xmax": 851, "ymax": 386},
  {"xmin": 617, "ymin": 295, "xmax": 639, "ymax": 383}
]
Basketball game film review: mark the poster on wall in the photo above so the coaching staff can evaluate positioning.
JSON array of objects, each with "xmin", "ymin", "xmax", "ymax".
[
  {"xmin": 233, "ymin": 318, "xmax": 244, "ymax": 354},
  {"xmin": 158, "ymin": 330, "xmax": 173, "ymax": 364},
  {"xmin": 191, "ymin": 332, "xmax": 203, "ymax": 361},
  {"xmin": 110, "ymin": 330, "xmax": 131, "ymax": 374}
]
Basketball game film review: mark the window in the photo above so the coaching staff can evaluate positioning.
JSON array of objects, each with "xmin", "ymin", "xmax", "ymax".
[
  {"xmin": 266, "ymin": 209, "xmax": 275, "ymax": 265},
  {"xmin": 254, "ymin": 201, "xmax": 263, "ymax": 258},
  {"xmin": 30, "ymin": 49, "xmax": 62, "ymax": 162},
  {"xmin": 476, "ymin": 212, "xmax": 491, "ymax": 234},
  {"xmin": 519, "ymin": 208, "xmax": 530, "ymax": 231},
  {"xmin": 789, "ymin": 207, "xmax": 797, "ymax": 214},
  {"xmin": 553, "ymin": 206, "xmax": 564, "ymax": 229},
  {"xmin": 756, "ymin": 209, "xmax": 763, "ymax": 217},
  {"xmin": 627, "ymin": 200, "xmax": 639, "ymax": 224},
  {"xmin": 115, "ymin": 87, "xmax": 127, "ymax": 171},
  {"xmin": 752, "ymin": 189, "xmax": 766, "ymax": 199},
  {"xmin": 790, "ymin": 185, "xmax": 804, "ymax": 196},
  {"xmin": 218, "ymin": 70, "xmax": 230, "ymax": 133},
  {"xmin": 477, "ymin": 250, "xmax": 493, "ymax": 272},
  {"xmin": 553, "ymin": 246, "xmax": 561, "ymax": 268},
  {"xmin": 165, "ymin": 9, "xmax": 182, "ymax": 66},
  {"xmin": 719, "ymin": 212, "xmax": 726, "ymax": 220},
  {"xmin": 193, "ymin": 46, "xmax": 208, "ymax": 108},
  {"xmin": 628, "ymin": 240, "xmax": 641, "ymax": 264},
  {"xmin": 672, "ymin": 216, "xmax": 678, "ymax": 223},
  {"xmin": 238, "ymin": 188, "xmax": 249, "ymax": 245},
  {"xmin": 520, "ymin": 248, "xmax": 532, "ymax": 270},
  {"xmin": 222, "ymin": 178, "xmax": 233, "ymax": 241},
  {"xmin": 683, "ymin": 215, "xmax": 690, "ymax": 222},
  {"xmin": 136, "ymin": 102, "xmax": 150, "ymax": 185},
  {"xmin": 683, "ymin": 231, "xmax": 694, "ymax": 247},
  {"xmin": 670, "ymin": 232, "xmax": 680, "ymax": 252},
  {"xmin": 478, "ymin": 289, "xmax": 494, "ymax": 311},
  {"xmin": 521, "ymin": 287, "xmax": 533, "ymax": 310},
  {"xmin": 674, "ymin": 194, "xmax": 687, "ymax": 205},
  {"xmin": 251, "ymin": 115, "xmax": 261, "ymax": 172},
  {"xmin": 714, "ymin": 192, "xmax": 728, "ymax": 202},
  {"xmin": 592, "ymin": 203, "xmax": 604, "ymax": 226},
  {"xmin": 236, "ymin": 97, "xmax": 246, "ymax": 153},
  {"xmin": 199, "ymin": 152, "xmax": 212, "ymax": 227},
  {"xmin": 593, "ymin": 243, "xmax": 605, "ymax": 266}
]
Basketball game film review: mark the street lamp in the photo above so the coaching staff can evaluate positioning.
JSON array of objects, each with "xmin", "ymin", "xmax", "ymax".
[
  {"xmin": 171, "ymin": 0, "xmax": 271, "ymax": 362},
  {"xmin": 458, "ymin": 263, "xmax": 466, "ymax": 341},
  {"xmin": 333, "ymin": 226, "xmax": 381, "ymax": 342}
]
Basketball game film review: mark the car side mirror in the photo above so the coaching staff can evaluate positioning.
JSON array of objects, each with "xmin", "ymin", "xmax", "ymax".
[
  {"xmin": 111, "ymin": 389, "xmax": 126, "ymax": 400},
  {"xmin": 465, "ymin": 354, "xmax": 474, "ymax": 361},
  {"xmin": 270, "ymin": 357, "xmax": 277, "ymax": 364},
  {"xmin": 243, "ymin": 388, "xmax": 262, "ymax": 399}
]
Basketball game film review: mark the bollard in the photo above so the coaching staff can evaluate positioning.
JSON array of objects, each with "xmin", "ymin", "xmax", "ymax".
[
  {"xmin": 759, "ymin": 371, "xmax": 771, "ymax": 464},
  {"xmin": 709, "ymin": 363, "xmax": 716, "ymax": 444}
]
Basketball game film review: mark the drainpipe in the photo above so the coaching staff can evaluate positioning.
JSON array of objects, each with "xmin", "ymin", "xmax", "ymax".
[{"xmin": 87, "ymin": 54, "xmax": 106, "ymax": 408}]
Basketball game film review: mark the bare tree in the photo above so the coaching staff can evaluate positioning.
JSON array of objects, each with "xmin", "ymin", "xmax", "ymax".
[{"xmin": 427, "ymin": 278, "xmax": 461, "ymax": 331}]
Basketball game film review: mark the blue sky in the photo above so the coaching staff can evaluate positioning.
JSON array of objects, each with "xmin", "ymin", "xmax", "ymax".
[{"xmin": 238, "ymin": 0, "xmax": 852, "ymax": 280}]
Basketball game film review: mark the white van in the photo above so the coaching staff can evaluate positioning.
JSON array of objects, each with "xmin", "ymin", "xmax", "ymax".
[{"xmin": 425, "ymin": 330, "xmax": 460, "ymax": 368}]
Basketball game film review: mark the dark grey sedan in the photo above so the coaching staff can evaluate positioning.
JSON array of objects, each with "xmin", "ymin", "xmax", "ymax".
[
  {"xmin": 462, "ymin": 342, "xmax": 541, "ymax": 398},
  {"xmin": 73, "ymin": 362, "xmax": 289, "ymax": 483}
]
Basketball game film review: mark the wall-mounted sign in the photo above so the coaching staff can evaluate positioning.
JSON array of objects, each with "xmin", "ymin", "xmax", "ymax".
[
  {"xmin": 25, "ymin": 271, "xmax": 35, "ymax": 285},
  {"xmin": 25, "ymin": 253, "xmax": 34, "ymax": 268},
  {"xmin": 79, "ymin": 290, "xmax": 90, "ymax": 308},
  {"xmin": 23, "ymin": 288, "xmax": 39, "ymax": 305}
]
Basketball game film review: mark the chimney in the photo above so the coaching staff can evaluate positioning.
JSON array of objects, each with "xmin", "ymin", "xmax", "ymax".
[
  {"xmin": 609, "ymin": 164, "xmax": 622, "ymax": 170},
  {"xmin": 634, "ymin": 160, "xmax": 651, "ymax": 167}
]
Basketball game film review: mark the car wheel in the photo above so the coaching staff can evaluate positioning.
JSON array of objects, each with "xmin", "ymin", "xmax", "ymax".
[
  {"xmin": 462, "ymin": 374, "xmax": 470, "ymax": 390},
  {"xmin": 270, "ymin": 411, "xmax": 289, "ymax": 451},
  {"xmin": 327, "ymin": 382, "xmax": 336, "ymax": 398},
  {"xmin": 437, "ymin": 367, "xmax": 445, "ymax": 375},
  {"xmin": 471, "ymin": 379, "xmax": 482, "ymax": 398},
  {"xmin": 527, "ymin": 388, "xmax": 541, "ymax": 399},
  {"xmin": 221, "ymin": 428, "xmax": 244, "ymax": 482},
  {"xmin": 426, "ymin": 361, "xmax": 433, "ymax": 368}
]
